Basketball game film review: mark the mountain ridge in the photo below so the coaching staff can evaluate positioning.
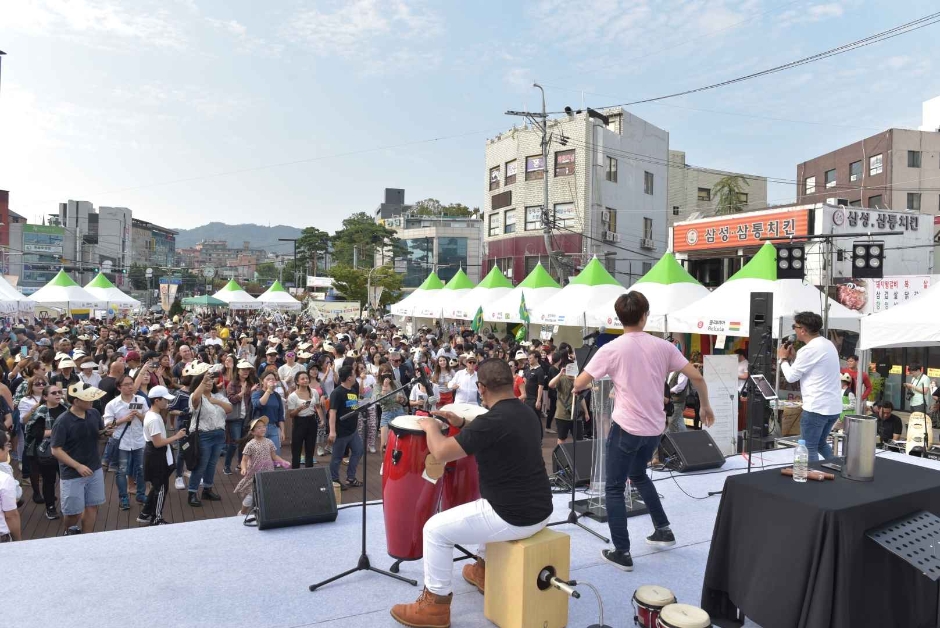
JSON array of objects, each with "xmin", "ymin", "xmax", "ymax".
[{"xmin": 173, "ymin": 222, "xmax": 303, "ymax": 252}]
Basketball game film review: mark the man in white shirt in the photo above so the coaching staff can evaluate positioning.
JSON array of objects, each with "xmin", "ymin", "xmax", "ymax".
[
  {"xmin": 103, "ymin": 378, "xmax": 150, "ymax": 509},
  {"xmin": 204, "ymin": 329, "xmax": 224, "ymax": 348},
  {"xmin": 777, "ymin": 311, "xmax": 843, "ymax": 462},
  {"xmin": 904, "ymin": 363, "xmax": 932, "ymax": 414},
  {"xmin": 449, "ymin": 355, "xmax": 479, "ymax": 405},
  {"xmin": 0, "ymin": 431, "xmax": 22, "ymax": 542}
]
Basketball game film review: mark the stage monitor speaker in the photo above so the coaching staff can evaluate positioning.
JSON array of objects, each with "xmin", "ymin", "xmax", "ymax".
[
  {"xmin": 661, "ymin": 431, "xmax": 725, "ymax": 473},
  {"xmin": 552, "ymin": 440, "xmax": 594, "ymax": 486},
  {"xmin": 747, "ymin": 291, "xmax": 773, "ymax": 377},
  {"xmin": 253, "ymin": 467, "xmax": 338, "ymax": 530}
]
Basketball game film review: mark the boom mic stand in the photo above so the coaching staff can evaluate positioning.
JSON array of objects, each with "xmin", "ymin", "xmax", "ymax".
[{"xmin": 310, "ymin": 380, "xmax": 419, "ymax": 591}]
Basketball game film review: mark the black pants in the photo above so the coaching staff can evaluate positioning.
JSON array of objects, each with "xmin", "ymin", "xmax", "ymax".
[
  {"xmin": 142, "ymin": 443, "xmax": 170, "ymax": 523},
  {"xmin": 291, "ymin": 416, "xmax": 319, "ymax": 469},
  {"xmin": 32, "ymin": 456, "xmax": 58, "ymax": 506}
]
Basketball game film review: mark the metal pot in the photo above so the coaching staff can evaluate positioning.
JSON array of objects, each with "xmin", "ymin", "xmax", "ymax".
[{"xmin": 841, "ymin": 415, "xmax": 876, "ymax": 482}]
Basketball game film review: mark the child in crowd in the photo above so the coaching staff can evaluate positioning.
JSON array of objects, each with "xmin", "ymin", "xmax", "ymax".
[{"xmin": 234, "ymin": 416, "xmax": 288, "ymax": 516}]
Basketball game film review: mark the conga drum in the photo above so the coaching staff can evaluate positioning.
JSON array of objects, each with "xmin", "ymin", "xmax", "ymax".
[
  {"xmin": 632, "ymin": 585, "xmax": 676, "ymax": 628},
  {"xmin": 438, "ymin": 403, "xmax": 488, "ymax": 511},
  {"xmin": 382, "ymin": 415, "xmax": 447, "ymax": 564},
  {"xmin": 657, "ymin": 604, "xmax": 712, "ymax": 628}
]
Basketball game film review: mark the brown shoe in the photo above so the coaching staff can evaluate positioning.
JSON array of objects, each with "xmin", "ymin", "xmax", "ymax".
[
  {"xmin": 390, "ymin": 587, "xmax": 452, "ymax": 628},
  {"xmin": 462, "ymin": 559, "xmax": 485, "ymax": 594}
]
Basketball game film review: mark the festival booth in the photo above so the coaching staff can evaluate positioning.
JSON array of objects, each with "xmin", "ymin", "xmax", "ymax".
[
  {"xmin": 29, "ymin": 269, "xmax": 106, "ymax": 318},
  {"xmin": 257, "ymin": 280, "xmax": 302, "ymax": 311},
  {"xmin": 483, "ymin": 263, "xmax": 560, "ymax": 337},
  {"xmin": 182, "ymin": 295, "xmax": 227, "ymax": 308},
  {"xmin": 213, "ymin": 279, "xmax": 261, "ymax": 310},
  {"xmin": 442, "ymin": 266, "xmax": 513, "ymax": 321},
  {"xmin": 390, "ymin": 272, "xmax": 445, "ymax": 318},
  {"xmin": 858, "ymin": 281, "xmax": 940, "ymax": 349},
  {"xmin": 414, "ymin": 269, "xmax": 475, "ymax": 321},
  {"xmin": 590, "ymin": 252, "xmax": 710, "ymax": 333},
  {"xmin": 0, "ymin": 275, "xmax": 34, "ymax": 315},
  {"xmin": 84, "ymin": 272, "xmax": 141, "ymax": 316}
]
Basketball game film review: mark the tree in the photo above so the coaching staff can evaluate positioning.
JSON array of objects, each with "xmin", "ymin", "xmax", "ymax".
[
  {"xmin": 255, "ymin": 262, "xmax": 278, "ymax": 282},
  {"xmin": 331, "ymin": 212, "xmax": 405, "ymax": 269},
  {"xmin": 412, "ymin": 198, "xmax": 475, "ymax": 218},
  {"xmin": 712, "ymin": 175, "xmax": 750, "ymax": 215},
  {"xmin": 328, "ymin": 263, "xmax": 402, "ymax": 308},
  {"xmin": 296, "ymin": 226, "xmax": 331, "ymax": 276},
  {"xmin": 128, "ymin": 264, "xmax": 146, "ymax": 291}
]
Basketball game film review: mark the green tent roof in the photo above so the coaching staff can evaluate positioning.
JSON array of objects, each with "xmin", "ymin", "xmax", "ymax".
[
  {"xmin": 635, "ymin": 253, "xmax": 702, "ymax": 285},
  {"xmin": 568, "ymin": 257, "xmax": 621, "ymax": 287},
  {"xmin": 220, "ymin": 279, "xmax": 244, "ymax": 291},
  {"xmin": 266, "ymin": 280, "xmax": 288, "ymax": 293},
  {"xmin": 85, "ymin": 272, "xmax": 116, "ymax": 289},
  {"xmin": 518, "ymin": 262, "xmax": 561, "ymax": 289},
  {"xmin": 477, "ymin": 266, "xmax": 513, "ymax": 289},
  {"xmin": 48, "ymin": 269, "xmax": 79, "ymax": 288},
  {"xmin": 728, "ymin": 242, "xmax": 777, "ymax": 281},
  {"xmin": 416, "ymin": 272, "xmax": 445, "ymax": 291},
  {"xmin": 443, "ymin": 268, "xmax": 475, "ymax": 290},
  {"xmin": 182, "ymin": 295, "xmax": 227, "ymax": 307}
]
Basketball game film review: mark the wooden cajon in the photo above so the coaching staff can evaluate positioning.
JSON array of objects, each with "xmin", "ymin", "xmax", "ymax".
[{"xmin": 483, "ymin": 528, "xmax": 570, "ymax": 628}]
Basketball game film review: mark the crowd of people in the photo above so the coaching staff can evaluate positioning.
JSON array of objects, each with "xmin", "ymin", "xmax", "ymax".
[{"xmin": 0, "ymin": 310, "xmax": 584, "ymax": 540}]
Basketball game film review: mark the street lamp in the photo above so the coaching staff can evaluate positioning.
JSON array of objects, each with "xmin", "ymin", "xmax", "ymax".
[{"xmin": 278, "ymin": 238, "xmax": 298, "ymax": 291}]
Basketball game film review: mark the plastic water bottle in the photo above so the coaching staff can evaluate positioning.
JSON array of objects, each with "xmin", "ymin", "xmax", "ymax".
[{"xmin": 793, "ymin": 439, "xmax": 809, "ymax": 483}]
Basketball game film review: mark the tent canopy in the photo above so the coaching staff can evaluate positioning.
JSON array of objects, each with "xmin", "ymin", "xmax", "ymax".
[
  {"xmin": 859, "ymin": 281, "xmax": 940, "ymax": 349},
  {"xmin": 182, "ymin": 295, "xmax": 227, "ymax": 307},
  {"xmin": 668, "ymin": 243, "xmax": 861, "ymax": 337},
  {"xmin": 484, "ymin": 263, "xmax": 560, "ymax": 323},
  {"xmin": 390, "ymin": 272, "xmax": 445, "ymax": 317},
  {"xmin": 444, "ymin": 267, "xmax": 513, "ymax": 320},
  {"xmin": 532, "ymin": 257, "xmax": 626, "ymax": 326},
  {"xmin": 84, "ymin": 272, "xmax": 141, "ymax": 309},
  {"xmin": 213, "ymin": 279, "xmax": 261, "ymax": 310},
  {"xmin": 0, "ymin": 275, "xmax": 33, "ymax": 314},
  {"xmin": 257, "ymin": 280, "xmax": 301, "ymax": 311},
  {"xmin": 29, "ymin": 269, "xmax": 106, "ymax": 311},
  {"xmin": 414, "ymin": 269, "xmax": 476, "ymax": 318}
]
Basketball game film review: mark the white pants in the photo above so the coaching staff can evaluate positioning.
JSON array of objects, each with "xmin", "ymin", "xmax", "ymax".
[{"xmin": 423, "ymin": 498, "xmax": 549, "ymax": 595}]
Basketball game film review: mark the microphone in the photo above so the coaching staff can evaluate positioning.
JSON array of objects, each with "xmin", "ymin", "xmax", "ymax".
[
  {"xmin": 782, "ymin": 333, "xmax": 796, "ymax": 347},
  {"xmin": 537, "ymin": 568, "xmax": 581, "ymax": 599}
]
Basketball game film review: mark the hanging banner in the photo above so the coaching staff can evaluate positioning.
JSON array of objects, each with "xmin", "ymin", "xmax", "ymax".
[{"xmin": 159, "ymin": 277, "xmax": 182, "ymax": 312}]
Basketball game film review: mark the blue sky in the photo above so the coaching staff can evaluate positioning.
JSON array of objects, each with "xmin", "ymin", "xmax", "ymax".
[{"xmin": 1, "ymin": 0, "xmax": 938, "ymax": 237}]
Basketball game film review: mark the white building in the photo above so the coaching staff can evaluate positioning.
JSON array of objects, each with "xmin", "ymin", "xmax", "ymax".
[
  {"xmin": 919, "ymin": 95, "xmax": 940, "ymax": 132},
  {"xmin": 483, "ymin": 107, "xmax": 668, "ymax": 286},
  {"xmin": 57, "ymin": 200, "xmax": 133, "ymax": 287},
  {"xmin": 666, "ymin": 150, "xmax": 768, "ymax": 226}
]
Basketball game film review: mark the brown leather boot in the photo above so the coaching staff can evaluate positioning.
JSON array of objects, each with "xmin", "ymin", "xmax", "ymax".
[
  {"xmin": 390, "ymin": 587, "xmax": 452, "ymax": 628},
  {"xmin": 462, "ymin": 559, "xmax": 485, "ymax": 594}
]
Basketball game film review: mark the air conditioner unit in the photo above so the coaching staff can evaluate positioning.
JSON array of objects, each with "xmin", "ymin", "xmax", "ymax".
[
  {"xmin": 601, "ymin": 210, "xmax": 610, "ymax": 223},
  {"xmin": 825, "ymin": 198, "xmax": 850, "ymax": 207},
  {"xmin": 641, "ymin": 237, "xmax": 655, "ymax": 249},
  {"xmin": 602, "ymin": 230, "xmax": 615, "ymax": 242},
  {"xmin": 613, "ymin": 233, "xmax": 621, "ymax": 243}
]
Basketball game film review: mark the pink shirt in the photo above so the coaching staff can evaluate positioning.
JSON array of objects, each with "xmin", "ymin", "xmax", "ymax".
[{"xmin": 585, "ymin": 333, "xmax": 688, "ymax": 436}]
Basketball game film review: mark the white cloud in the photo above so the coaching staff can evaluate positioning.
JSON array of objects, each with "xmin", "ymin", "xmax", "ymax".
[
  {"xmin": 207, "ymin": 18, "xmax": 248, "ymax": 38},
  {"xmin": 778, "ymin": 2, "xmax": 845, "ymax": 27}
]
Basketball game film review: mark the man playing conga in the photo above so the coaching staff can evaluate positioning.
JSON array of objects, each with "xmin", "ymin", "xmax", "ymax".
[{"xmin": 390, "ymin": 358, "xmax": 553, "ymax": 628}]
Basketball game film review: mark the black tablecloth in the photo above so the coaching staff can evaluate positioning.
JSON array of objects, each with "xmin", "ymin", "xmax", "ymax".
[{"xmin": 701, "ymin": 457, "xmax": 940, "ymax": 628}]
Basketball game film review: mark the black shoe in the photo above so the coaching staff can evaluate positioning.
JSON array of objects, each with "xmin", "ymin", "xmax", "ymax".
[
  {"xmin": 601, "ymin": 549, "xmax": 633, "ymax": 571},
  {"xmin": 136, "ymin": 513, "xmax": 153, "ymax": 525},
  {"xmin": 32, "ymin": 493, "xmax": 45, "ymax": 504},
  {"xmin": 64, "ymin": 525, "xmax": 82, "ymax": 536},
  {"xmin": 45, "ymin": 507, "xmax": 60, "ymax": 520},
  {"xmin": 188, "ymin": 493, "xmax": 202, "ymax": 507},
  {"xmin": 150, "ymin": 518, "xmax": 170, "ymax": 526},
  {"xmin": 222, "ymin": 466, "xmax": 233, "ymax": 475},
  {"xmin": 646, "ymin": 528, "xmax": 676, "ymax": 547},
  {"xmin": 201, "ymin": 488, "xmax": 222, "ymax": 501}
]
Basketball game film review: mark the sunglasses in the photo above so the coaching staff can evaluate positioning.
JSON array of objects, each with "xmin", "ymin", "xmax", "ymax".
[
  {"xmin": 467, "ymin": 360, "xmax": 477, "ymax": 364},
  {"xmin": 34, "ymin": 381, "xmax": 46, "ymax": 387},
  {"xmin": 49, "ymin": 391, "xmax": 63, "ymax": 395}
]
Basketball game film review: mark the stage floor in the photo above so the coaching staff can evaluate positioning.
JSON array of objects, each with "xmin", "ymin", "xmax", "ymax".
[{"xmin": 5, "ymin": 449, "xmax": 937, "ymax": 628}]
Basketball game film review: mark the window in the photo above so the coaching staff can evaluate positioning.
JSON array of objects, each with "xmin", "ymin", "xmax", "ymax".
[
  {"xmin": 525, "ymin": 255, "xmax": 549, "ymax": 277},
  {"xmin": 554, "ymin": 150, "xmax": 575, "ymax": 177},
  {"xmin": 697, "ymin": 188, "xmax": 711, "ymax": 202},
  {"xmin": 504, "ymin": 209, "xmax": 517, "ymax": 234},
  {"xmin": 804, "ymin": 176, "xmax": 816, "ymax": 195},
  {"xmin": 644, "ymin": 171, "xmax": 654, "ymax": 195},
  {"xmin": 849, "ymin": 160, "xmax": 862, "ymax": 182},
  {"xmin": 525, "ymin": 206, "xmax": 542, "ymax": 231},
  {"xmin": 491, "ymin": 190, "xmax": 512, "ymax": 210},
  {"xmin": 643, "ymin": 217, "xmax": 653, "ymax": 240},
  {"xmin": 605, "ymin": 156, "xmax": 618, "ymax": 182},
  {"xmin": 492, "ymin": 257, "xmax": 512, "ymax": 275},
  {"xmin": 907, "ymin": 193, "xmax": 921, "ymax": 211},
  {"xmin": 436, "ymin": 237, "xmax": 468, "ymax": 284},
  {"xmin": 736, "ymin": 192, "xmax": 749, "ymax": 204},
  {"xmin": 505, "ymin": 160, "xmax": 517, "ymax": 185},
  {"xmin": 554, "ymin": 203, "xmax": 576, "ymax": 229},
  {"xmin": 849, "ymin": 199, "xmax": 862, "ymax": 207},
  {"xmin": 825, "ymin": 169, "xmax": 836, "ymax": 188},
  {"xmin": 868, "ymin": 195, "xmax": 884, "ymax": 209},
  {"xmin": 672, "ymin": 206, "xmax": 680, "ymax": 216},
  {"xmin": 525, "ymin": 155, "xmax": 545, "ymax": 181},
  {"xmin": 488, "ymin": 212, "xmax": 501, "ymax": 237},
  {"xmin": 642, "ymin": 262, "xmax": 652, "ymax": 274},
  {"xmin": 870, "ymin": 154, "xmax": 883, "ymax": 176},
  {"xmin": 908, "ymin": 150, "xmax": 922, "ymax": 168},
  {"xmin": 489, "ymin": 166, "xmax": 500, "ymax": 191},
  {"xmin": 604, "ymin": 207, "xmax": 617, "ymax": 232},
  {"xmin": 604, "ymin": 255, "xmax": 616, "ymax": 274}
]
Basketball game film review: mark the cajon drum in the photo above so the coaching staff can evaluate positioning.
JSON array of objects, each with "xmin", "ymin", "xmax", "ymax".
[{"xmin": 484, "ymin": 528, "xmax": 570, "ymax": 628}]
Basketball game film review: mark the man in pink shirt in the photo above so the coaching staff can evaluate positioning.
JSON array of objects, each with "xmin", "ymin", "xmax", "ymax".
[{"xmin": 575, "ymin": 291, "xmax": 714, "ymax": 572}]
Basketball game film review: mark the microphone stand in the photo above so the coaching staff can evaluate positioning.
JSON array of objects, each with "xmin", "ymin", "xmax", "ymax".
[{"xmin": 310, "ymin": 379, "xmax": 419, "ymax": 591}]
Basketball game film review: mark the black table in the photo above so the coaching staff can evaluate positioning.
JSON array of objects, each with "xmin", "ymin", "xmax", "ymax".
[{"xmin": 701, "ymin": 457, "xmax": 940, "ymax": 628}]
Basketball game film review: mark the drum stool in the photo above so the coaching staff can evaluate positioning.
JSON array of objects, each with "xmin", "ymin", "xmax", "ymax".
[{"xmin": 483, "ymin": 528, "xmax": 570, "ymax": 628}]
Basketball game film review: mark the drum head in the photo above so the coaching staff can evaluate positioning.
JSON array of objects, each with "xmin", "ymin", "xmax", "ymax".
[
  {"xmin": 390, "ymin": 415, "xmax": 446, "ymax": 434},
  {"xmin": 634, "ymin": 585, "xmax": 676, "ymax": 608},
  {"xmin": 658, "ymin": 603, "xmax": 711, "ymax": 628},
  {"xmin": 439, "ymin": 403, "xmax": 488, "ymax": 424}
]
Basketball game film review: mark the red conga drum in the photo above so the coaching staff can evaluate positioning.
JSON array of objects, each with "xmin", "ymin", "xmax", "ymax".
[
  {"xmin": 382, "ymin": 415, "xmax": 446, "ymax": 565},
  {"xmin": 438, "ymin": 403, "xmax": 487, "ymax": 511}
]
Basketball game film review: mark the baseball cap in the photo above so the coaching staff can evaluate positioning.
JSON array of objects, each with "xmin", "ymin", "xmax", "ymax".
[
  {"xmin": 125, "ymin": 351, "xmax": 141, "ymax": 362},
  {"xmin": 148, "ymin": 385, "xmax": 175, "ymax": 401}
]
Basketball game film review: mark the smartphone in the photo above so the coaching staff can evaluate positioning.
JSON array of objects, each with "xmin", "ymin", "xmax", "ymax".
[
  {"xmin": 821, "ymin": 462, "xmax": 842, "ymax": 472},
  {"xmin": 20, "ymin": 346, "xmax": 27, "ymax": 357}
]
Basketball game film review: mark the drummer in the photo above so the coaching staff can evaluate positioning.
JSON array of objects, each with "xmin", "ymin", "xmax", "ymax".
[{"xmin": 390, "ymin": 358, "xmax": 553, "ymax": 628}]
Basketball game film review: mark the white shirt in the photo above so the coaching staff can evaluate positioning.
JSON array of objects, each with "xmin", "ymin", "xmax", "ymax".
[
  {"xmin": 79, "ymin": 371, "xmax": 101, "ymax": 387},
  {"xmin": 104, "ymin": 394, "xmax": 150, "ymax": 451},
  {"xmin": 189, "ymin": 392, "xmax": 229, "ymax": 432},
  {"xmin": 0, "ymin": 465, "xmax": 18, "ymax": 536},
  {"xmin": 143, "ymin": 410, "xmax": 174, "ymax": 466},
  {"xmin": 910, "ymin": 374, "xmax": 932, "ymax": 406},
  {"xmin": 278, "ymin": 363, "xmax": 304, "ymax": 388},
  {"xmin": 287, "ymin": 390, "xmax": 320, "ymax": 417},
  {"xmin": 737, "ymin": 359, "xmax": 749, "ymax": 392},
  {"xmin": 450, "ymin": 369, "xmax": 478, "ymax": 405},
  {"xmin": 204, "ymin": 337, "xmax": 223, "ymax": 347},
  {"xmin": 669, "ymin": 371, "xmax": 689, "ymax": 394},
  {"xmin": 780, "ymin": 336, "xmax": 843, "ymax": 415}
]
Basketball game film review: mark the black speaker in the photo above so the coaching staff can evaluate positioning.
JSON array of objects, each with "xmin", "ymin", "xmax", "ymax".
[
  {"xmin": 746, "ymin": 292, "xmax": 773, "ymax": 440},
  {"xmin": 660, "ymin": 431, "xmax": 725, "ymax": 473},
  {"xmin": 552, "ymin": 439, "xmax": 594, "ymax": 486},
  {"xmin": 253, "ymin": 467, "xmax": 338, "ymax": 530}
]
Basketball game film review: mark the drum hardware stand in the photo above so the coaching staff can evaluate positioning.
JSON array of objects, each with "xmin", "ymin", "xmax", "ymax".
[{"xmin": 310, "ymin": 381, "xmax": 419, "ymax": 591}]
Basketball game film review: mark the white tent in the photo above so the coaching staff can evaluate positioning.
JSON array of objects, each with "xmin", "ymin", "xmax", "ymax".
[
  {"xmin": 443, "ymin": 267, "xmax": 513, "ymax": 320},
  {"xmin": 391, "ymin": 272, "xmax": 445, "ymax": 317},
  {"xmin": 0, "ymin": 275, "xmax": 33, "ymax": 314},
  {"xmin": 257, "ymin": 280, "xmax": 302, "ymax": 311},
  {"xmin": 859, "ymin": 282, "xmax": 940, "ymax": 349},
  {"xmin": 213, "ymin": 280, "xmax": 261, "ymax": 310},
  {"xmin": 414, "ymin": 270, "xmax": 474, "ymax": 318},
  {"xmin": 84, "ymin": 272, "xmax": 141, "ymax": 310},
  {"xmin": 29, "ymin": 270, "xmax": 106, "ymax": 312},
  {"xmin": 483, "ymin": 263, "xmax": 560, "ymax": 323},
  {"xmin": 531, "ymin": 258, "xmax": 626, "ymax": 326}
]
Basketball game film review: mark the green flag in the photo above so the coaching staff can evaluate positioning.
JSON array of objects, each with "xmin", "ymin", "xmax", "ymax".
[
  {"xmin": 515, "ymin": 292, "xmax": 530, "ymax": 342},
  {"xmin": 471, "ymin": 306, "xmax": 484, "ymax": 333}
]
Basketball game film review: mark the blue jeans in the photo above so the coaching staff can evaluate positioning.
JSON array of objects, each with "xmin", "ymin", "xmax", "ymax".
[
  {"xmin": 265, "ymin": 423, "xmax": 281, "ymax": 453},
  {"xmin": 189, "ymin": 429, "xmax": 225, "ymax": 492},
  {"xmin": 116, "ymin": 447, "xmax": 145, "ymax": 501},
  {"xmin": 102, "ymin": 436, "xmax": 120, "ymax": 467},
  {"xmin": 330, "ymin": 431, "xmax": 364, "ymax": 482},
  {"xmin": 224, "ymin": 421, "xmax": 244, "ymax": 469},
  {"xmin": 605, "ymin": 423, "xmax": 669, "ymax": 553},
  {"xmin": 800, "ymin": 410, "xmax": 839, "ymax": 463}
]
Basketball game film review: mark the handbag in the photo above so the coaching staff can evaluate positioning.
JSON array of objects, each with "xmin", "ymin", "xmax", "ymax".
[{"xmin": 183, "ymin": 401, "xmax": 202, "ymax": 469}]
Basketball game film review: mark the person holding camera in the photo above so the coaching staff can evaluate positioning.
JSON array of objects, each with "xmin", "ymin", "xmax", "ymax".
[
  {"xmin": 548, "ymin": 352, "xmax": 589, "ymax": 446},
  {"xmin": 288, "ymin": 370, "xmax": 324, "ymax": 468},
  {"xmin": 904, "ymin": 363, "xmax": 932, "ymax": 415}
]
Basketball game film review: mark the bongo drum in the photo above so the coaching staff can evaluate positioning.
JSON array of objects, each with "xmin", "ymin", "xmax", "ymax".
[
  {"xmin": 632, "ymin": 585, "xmax": 676, "ymax": 628},
  {"xmin": 438, "ymin": 403, "xmax": 486, "ymax": 511},
  {"xmin": 657, "ymin": 604, "xmax": 712, "ymax": 628},
  {"xmin": 382, "ymin": 415, "xmax": 447, "ymax": 561}
]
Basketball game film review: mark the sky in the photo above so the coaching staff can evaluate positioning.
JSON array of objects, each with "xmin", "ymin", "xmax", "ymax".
[{"xmin": 1, "ymin": 0, "xmax": 939, "ymax": 241}]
